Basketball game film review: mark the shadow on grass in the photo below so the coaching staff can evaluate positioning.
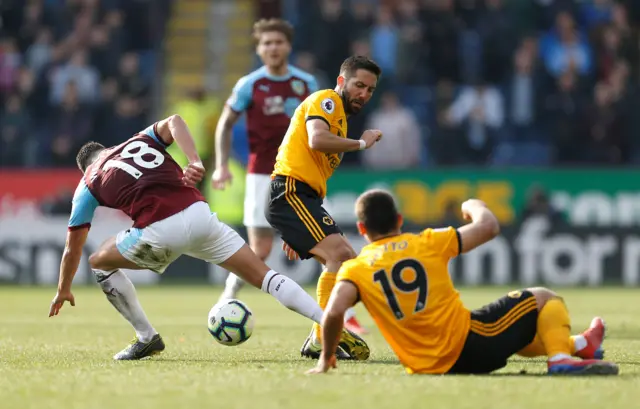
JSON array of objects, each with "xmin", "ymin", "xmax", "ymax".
[
  {"xmin": 510, "ymin": 358, "xmax": 640, "ymax": 367},
  {"xmin": 152, "ymin": 357, "xmax": 401, "ymax": 365}
]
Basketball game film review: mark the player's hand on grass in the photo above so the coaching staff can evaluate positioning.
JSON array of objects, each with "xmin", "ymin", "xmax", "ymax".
[
  {"xmin": 49, "ymin": 289, "xmax": 75, "ymax": 317},
  {"xmin": 282, "ymin": 242, "xmax": 300, "ymax": 261},
  {"xmin": 183, "ymin": 161, "xmax": 205, "ymax": 187},
  {"xmin": 360, "ymin": 129, "xmax": 383, "ymax": 149},
  {"xmin": 306, "ymin": 355, "xmax": 337, "ymax": 375},
  {"xmin": 211, "ymin": 165, "xmax": 232, "ymax": 190},
  {"xmin": 461, "ymin": 199, "xmax": 488, "ymax": 221}
]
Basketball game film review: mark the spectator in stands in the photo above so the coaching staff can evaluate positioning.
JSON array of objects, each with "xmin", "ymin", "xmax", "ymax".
[
  {"xmin": 361, "ymin": 91, "xmax": 422, "ymax": 169},
  {"xmin": 610, "ymin": 2, "xmax": 640, "ymax": 82},
  {"xmin": 26, "ymin": 28, "xmax": 53, "ymax": 76},
  {"xmin": 395, "ymin": 0, "xmax": 427, "ymax": 85},
  {"xmin": 307, "ymin": 0, "xmax": 353, "ymax": 76},
  {"xmin": 422, "ymin": 0, "xmax": 460, "ymax": 83},
  {"xmin": 117, "ymin": 52, "xmax": 149, "ymax": 101},
  {"xmin": 49, "ymin": 81, "xmax": 93, "ymax": 167},
  {"xmin": 94, "ymin": 77, "xmax": 119, "ymax": 145},
  {"xmin": 445, "ymin": 78, "xmax": 505, "ymax": 164},
  {"xmin": 520, "ymin": 184, "xmax": 564, "ymax": 225},
  {"xmin": 370, "ymin": 6, "xmax": 398, "ymax": 80},
  {"xmin": 503, "ymin": 37, "xmax": 544, "ymax": 142},
  {"xmin": 0, "ymin": 94, "xmax": 30, "ymax": 167},
  {"xmin": 540, "ymin": 11, "xmax": 593, "ymax": 78},
  {"xmin": 543, "ymin": 69, "xmax": 588, "ymax": 164},
  {"xmin": 89, "ymin": 23, "xmax": 120, "ymax": 78},
  {"xmin": 351, "ymin": 0, "xmax": 374, "ymax": 40},
  {"xmin": 582, "ymin": 72, "xmax": 629, "ymax": 164},
  {"xmin": 293, "ymin": 51, "xmax": 331, "ymax": 90},
  {"xmin": 478, "ymin": 0, "xmax": 518, "ymax": 84},
  {"xmin": 581, "ymin": 0, "xmax": 614, "ymax": 30},
  {"xmin": 110, "ymin": 93, "xmax": 146, "ymax": 141},
  {"xmin": 50, "ymin": 49, "xmax": 99, "ymax": 104},
  {"xmin": 0, "ymin": 38, "xmax": 21, "ymax": 94}
]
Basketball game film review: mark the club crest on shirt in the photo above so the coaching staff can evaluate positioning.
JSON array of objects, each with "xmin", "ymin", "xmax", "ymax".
[
  {"xmin": 321, "ymin": 98, "xmax": 335, "ymax": 114},
  {"xmin": 291, "ymin": 79, "xmax": 305, "ymax": 96},
  {"xmin": 322, "ymin": 215, "xmax": 335, "ymax": 226}
]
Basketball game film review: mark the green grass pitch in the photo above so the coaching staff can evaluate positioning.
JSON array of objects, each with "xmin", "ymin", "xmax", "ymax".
[{"xmin": 2, "ymin": 286, "xmax": 640, "ymax": 409}]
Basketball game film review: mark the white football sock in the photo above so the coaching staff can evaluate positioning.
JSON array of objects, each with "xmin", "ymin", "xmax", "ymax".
[
  {"xmin": 344, "ymin": 307, "xmax": 356, "ymax": 321},
  {"xmin": 261, "ymin": 270, "xmax": 323, "ymax": 324},
  {"xmin": 221, "ymin": 273, "xmax": 245, "ymax": 299},
  {"xmin": 95, "ymin": 269, "xmax": 157, "ymax": 343},
  {"xmin": 572, "ymin": 335, "xmax": 587, "ymax": 352}
]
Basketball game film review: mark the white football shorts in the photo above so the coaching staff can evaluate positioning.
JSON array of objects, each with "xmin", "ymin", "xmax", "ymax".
[
  {"xmin": 243, "ymin": 173, "xmax": 271, "ymax": 229},
  {"xmin": 116, "ymin": 201, "xmax": 245, "ymax": 273}
]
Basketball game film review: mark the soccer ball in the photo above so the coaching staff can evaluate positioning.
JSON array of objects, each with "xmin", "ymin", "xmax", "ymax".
[{"xmin": 207, "ymin": 299, "xmax": 254, "ymax": 346}]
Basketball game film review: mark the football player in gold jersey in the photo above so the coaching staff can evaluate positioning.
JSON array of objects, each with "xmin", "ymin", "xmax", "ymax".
[
  {"xmin": 307, "ymin": 189, "xmax": 618, "ymax": 375},
  {"xmin": 266, "ymin": 56, "xmax": 383, "ymax": 359}
]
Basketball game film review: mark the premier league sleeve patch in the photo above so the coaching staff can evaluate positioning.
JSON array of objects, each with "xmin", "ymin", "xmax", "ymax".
[{"xmin": 321, "ymin": 98, "xmax": 335, "ymax": 114}]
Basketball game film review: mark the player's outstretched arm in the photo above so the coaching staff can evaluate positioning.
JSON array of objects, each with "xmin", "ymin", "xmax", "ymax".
[
  {"xmin": 307, "ymin": 281, "xmax": 358, "ymax": 374},
  {"xmin": 457, "ymin": 199, "xmax": 500, "ymax": 254},
  {"xmin": 211, "ymin": 106, "xmax": 241, "ymax": 189},
  {"xmin": 49, "ymin": 228, "xmax": 89, "ymax": 317},
  {"xmin": 306, "ymin": 119, "xmax": 382, "ymax": 154},
  {"xmin": 214, "ymin": 106, "xmax": 241, "ymax": 169}
]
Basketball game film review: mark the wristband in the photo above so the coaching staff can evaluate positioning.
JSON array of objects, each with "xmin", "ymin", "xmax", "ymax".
[{"xmin": 358, "ymin": 139, "xmax": 367, "ymax": 150}]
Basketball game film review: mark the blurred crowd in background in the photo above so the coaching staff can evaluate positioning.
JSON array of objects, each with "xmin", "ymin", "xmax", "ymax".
[
  {"xmin": 2, "ymin": 0, "xmax": 640, "ymax": 170},
  {"xmin": 284, "ymin": 0, "xmax": 640, "ymax": 168},
  {"xmin": 0, "ymin": 0, "xmax": 170, "ymax": 168}
]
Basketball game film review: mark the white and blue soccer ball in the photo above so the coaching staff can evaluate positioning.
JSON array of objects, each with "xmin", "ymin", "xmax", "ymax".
[{"xmin": 207, "ymin": 299, "xmax": 254, "ymax": 346}]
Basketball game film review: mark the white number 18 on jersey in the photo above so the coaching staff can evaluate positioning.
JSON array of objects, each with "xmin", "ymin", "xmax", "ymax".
[{"xmin": 103, "ymin": 141, "xmax": 165, "ymax": 179}]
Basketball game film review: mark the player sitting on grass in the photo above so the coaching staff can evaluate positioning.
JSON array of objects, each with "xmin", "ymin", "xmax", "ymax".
[
  {"xmin": 307, "ymin": 189, "xmax": 618, "ymax": 376},
  {"xmin": 47, "ymin": 114, "xmax": 368, "ymax": 361}
]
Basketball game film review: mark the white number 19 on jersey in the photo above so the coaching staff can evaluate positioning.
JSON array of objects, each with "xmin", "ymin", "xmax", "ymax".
[{"xmin": 103, "ymin": 141, "xmax": 165, "ymax": 179}]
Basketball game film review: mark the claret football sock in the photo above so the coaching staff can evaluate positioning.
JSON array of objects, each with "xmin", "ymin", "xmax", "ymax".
[
  {"xmin": 261, "ymin": 270, "xmax": 324, "ymax": 324},
  {"xmin": 94, "ymin": 269, "xmax": 157, "ymax": 343}
]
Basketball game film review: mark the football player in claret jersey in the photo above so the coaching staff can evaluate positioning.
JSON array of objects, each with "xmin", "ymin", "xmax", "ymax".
[
  {"xmin": 47, "ymin": 114, "xmax": 367, "ymax": 361},
  {"xmin": 212, "ymin": 19, "xmax": 367, "ymax": 334},
  {"xmin": 266, "ymin": 55, "xmax": 384, "ymax": 360},
  {"xmin": 308, "ymin": 189, "xmax": 619, "ymax": 376}
]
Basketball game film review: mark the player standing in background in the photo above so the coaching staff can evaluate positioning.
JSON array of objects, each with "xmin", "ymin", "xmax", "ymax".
[
  {"xmin": 48, "ymin": 114, "xmax": 365, "ymax": 361},
  {"xmin": 211, "ymin": 19, "xmax": 367, "ymax": 334},
  {"xmin": 308, "ymin": 190, "xmax": 618, "ymax": 376},
  {"xmin": 267, "ymin": 56, "xmax": 383, "ymax": 360}
]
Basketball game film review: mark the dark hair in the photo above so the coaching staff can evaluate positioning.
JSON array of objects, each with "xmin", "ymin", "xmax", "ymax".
[
  {"xmin": 355, "ymin": 189, "xmax": 398, "ymax": 236},
  {"xmin": 339, "ymin": 55, "xmax": 382, "ymax": 79},
  {"xmin": 76, "ymin": 141, "xmax": 105, "ymax": 172},
  {"xmin": 253, "ymin": 18, "xmax": 294, "ymax": 44}
]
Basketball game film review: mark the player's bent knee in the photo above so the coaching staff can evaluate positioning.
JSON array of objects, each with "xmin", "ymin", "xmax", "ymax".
[
  {"xmin": 247, "ymin": 228, "xmax": 274, "ymax": 260},
  {"xmin": 309, "ymin": 234, "xmax": 356, "ymax": 268},
  {"xmin": 219, "ymin": 244, "xmax": 269, "ymax": 289},
  {"xmin": 526, "ymin": 287, "xmax": 560, "ymax": 310},
  {"xmin": 88, "ymin": 252, "xmax": 105, "ymax": 270},
  {"xmin": 250, "ymin": 238, "xmax": 273, "ymax": 261}
]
